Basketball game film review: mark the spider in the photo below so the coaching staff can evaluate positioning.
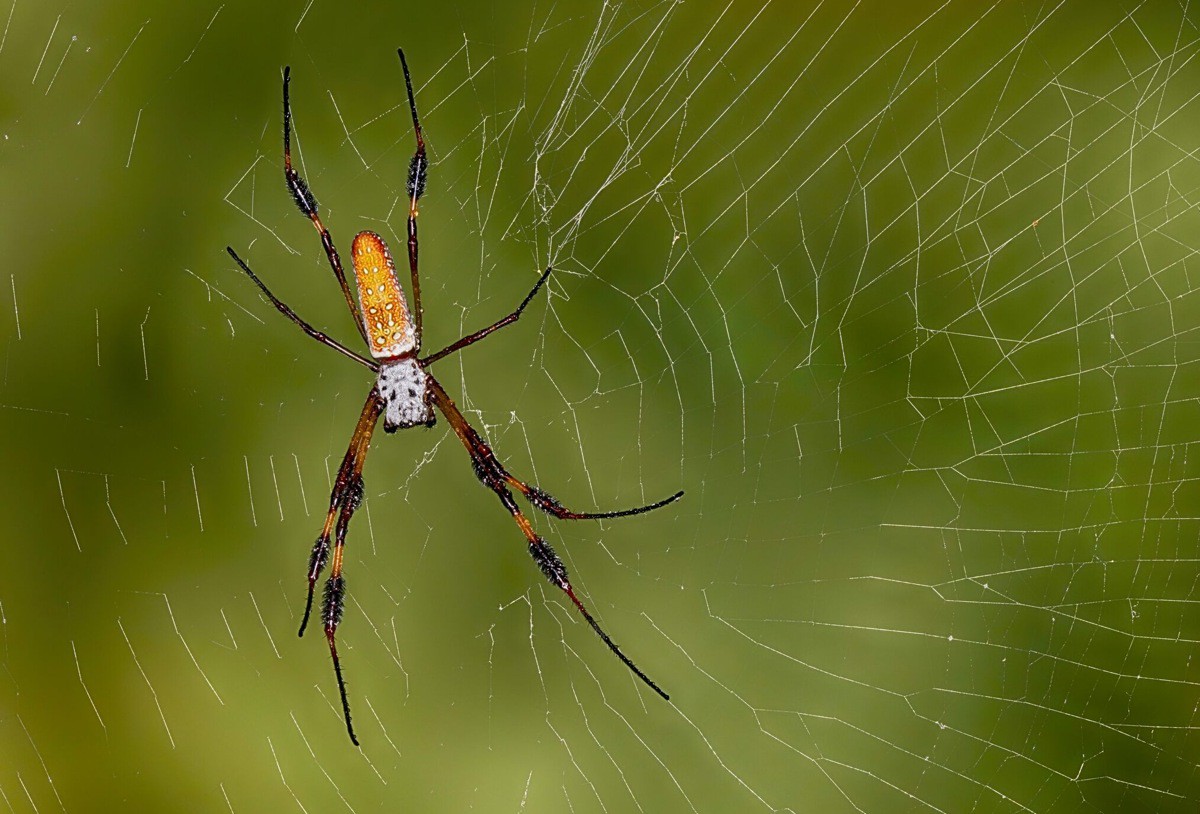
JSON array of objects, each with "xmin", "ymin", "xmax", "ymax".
[{"xmin": 225, "ymin": 50, "xmax": 683, "ymax": 746}]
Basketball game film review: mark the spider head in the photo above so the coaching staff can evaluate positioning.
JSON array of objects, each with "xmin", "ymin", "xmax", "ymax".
[{"xmin": 377, "ymin": 358, "xmax": 434, "ymax": 433}]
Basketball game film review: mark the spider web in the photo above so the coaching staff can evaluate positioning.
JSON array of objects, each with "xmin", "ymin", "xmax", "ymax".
[{"xmin": 3, "ymin": 0, "xmax": 1200, "ymax": 811}]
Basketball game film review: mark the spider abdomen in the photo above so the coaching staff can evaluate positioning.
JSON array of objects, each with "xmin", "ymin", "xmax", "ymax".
[
  {"xmin": 377, "ymin": 358, "xmax": 433, "ymax": 432},
  {"xmin": 351, "ymin": 231, "xmax": 415, "ymax": 359}
]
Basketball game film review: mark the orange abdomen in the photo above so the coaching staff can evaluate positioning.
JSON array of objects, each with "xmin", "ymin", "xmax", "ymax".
[{"xmin": 352, "ymin": 231, "xmax": 414, "ymax": 359}]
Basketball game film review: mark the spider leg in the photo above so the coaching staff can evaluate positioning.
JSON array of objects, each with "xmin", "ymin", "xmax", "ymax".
[
  {"xmin": 420, "ymin": 266, "xmax": 554, "ymax": 367},
  {"xmin": 514, "ymin": 481, "xmax": 684, "ymax": 521},
  {"xmin": 299, "ymin": 387, "xmax": 383, "ymax": 747},
  {"xmin": 426, "ymin": 374, "xmax": 670, "ymax": 701},
  {"xmin": 397, "ymin": 49, "xmax": 428, "ymax": 351},
  {"xmin": 416, "ymin": 265, "xmax": 681, "ymax": 517},
  {"xmin": 281, "ymin": 65, "xmax": 369, "ymax": 346},
  {"xmin": 226, "ymin": 248, "xmax": 378, "ymax": 372}
]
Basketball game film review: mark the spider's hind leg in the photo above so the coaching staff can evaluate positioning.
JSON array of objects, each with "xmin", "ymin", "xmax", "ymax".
[{"xmin": 278, "ymin": 66, "xmax": 368, "ymax": 345}]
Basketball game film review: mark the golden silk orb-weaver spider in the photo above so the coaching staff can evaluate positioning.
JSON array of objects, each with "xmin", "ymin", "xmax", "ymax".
[{"xmin": 225, "ymin": 50, "xmax": 683, "ymax": 746}]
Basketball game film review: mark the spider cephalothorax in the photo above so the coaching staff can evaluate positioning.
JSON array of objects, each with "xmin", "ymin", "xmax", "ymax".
[
  {"xmin": 226, "ymin": 50, "xmax": 682, "ymax": 746},
  {"xmin": 375, "ymin": 357, "xmax": 433, "ymax": 432}
]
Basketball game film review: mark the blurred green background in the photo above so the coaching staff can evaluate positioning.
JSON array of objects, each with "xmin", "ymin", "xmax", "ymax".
[{"xmin": 3, "ymin": 1, "xmax": 1200, "ymax": 811}]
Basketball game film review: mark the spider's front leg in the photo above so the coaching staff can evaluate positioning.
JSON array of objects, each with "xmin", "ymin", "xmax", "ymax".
[
  {"xmin": 299, "ymin": 470, "xmax": 364, "ymax": 636},
  {"xmin": 299, "ymin": 387, "xmax": 382, "ymax": 746},
  {"xmin": 299, "ymin": 388, "xmax": 382, "ymax": 635},
  {"xmin": 425, "ymin": 374, "xmax": 672, "ymax": 700}
]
